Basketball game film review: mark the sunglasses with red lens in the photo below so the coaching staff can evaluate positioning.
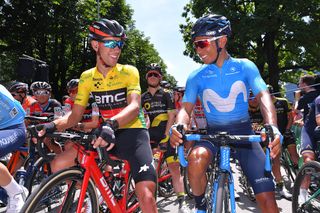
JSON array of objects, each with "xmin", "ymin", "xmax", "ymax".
[
  {"xmin": 68, "ymin": 89, "xmax": 78, "ymax": 94},
  {"xmin": 193, "ymin": 36, "xmax": 223, "ymax": 49},
  {"xmin": 147, "ymin": 72, "xmax": 161, "ymax": 78}
]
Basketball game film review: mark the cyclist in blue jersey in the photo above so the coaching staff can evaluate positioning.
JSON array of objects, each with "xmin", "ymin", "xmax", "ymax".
[
  {"xmin": 170, "ymin": 14, "xmax": 281, "ymax": 213},
  {"xmin": 0, "ymin": 84, "xmax": 28, "ymax": 212},
  {"xmin": 299, "ymin": 95, "xmax": 320, "ymax": 202}
]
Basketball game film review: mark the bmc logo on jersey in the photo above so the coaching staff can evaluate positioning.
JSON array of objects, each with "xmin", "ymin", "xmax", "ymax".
[{"xmin": 92, "ymin": 88, "xmax": 127, "ymax": 110}]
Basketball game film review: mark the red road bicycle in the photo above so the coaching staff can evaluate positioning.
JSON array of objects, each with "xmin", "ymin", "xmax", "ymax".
[{"xmin": 21, "ymin": 127, "xmax": 139, "ymax": 213}]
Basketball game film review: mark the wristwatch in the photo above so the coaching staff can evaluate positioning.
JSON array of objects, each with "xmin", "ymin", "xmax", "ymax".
[{"xmin": 105, "ymin": 118, "xmax": 119, "ymax": 131}]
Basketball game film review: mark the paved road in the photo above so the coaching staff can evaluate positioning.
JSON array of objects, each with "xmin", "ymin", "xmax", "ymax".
[
  {"xmin": 157, "ymin": 163, "xmax": 292, "ymax": 212},
  {"xmin": 0, "ymin": 163, "xmax": 293, "ymax": 213}
]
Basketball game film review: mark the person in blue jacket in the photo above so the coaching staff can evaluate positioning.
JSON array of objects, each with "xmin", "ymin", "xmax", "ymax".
[
  {"xmin": 0, "ymin": 84, "xmax": 28, "ymax": 212},
  {"xmin": 170, "ymin": 14, "xmax": 281, "ymax": 213}
]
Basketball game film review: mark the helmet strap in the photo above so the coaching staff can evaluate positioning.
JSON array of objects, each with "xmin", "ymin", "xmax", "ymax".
[{"xmin": 211, "ymin": 40, "xmax": 222, "ymax": 64}]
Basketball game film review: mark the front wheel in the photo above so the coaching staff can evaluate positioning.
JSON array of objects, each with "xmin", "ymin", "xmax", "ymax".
[
  {"xmin": 215, "ymin": 172, "xmax": 230, "ymax": 213},
  {"xmin": 21, "ymin": 167, "xmax": 98, "ymax": 213},
  {"xmin": 182, "ymin": 166, "xmax": 194, "ymax": 198},
  {"xmin": 292, "ymin": 161, "xmax": 320, "ymax": 213}
]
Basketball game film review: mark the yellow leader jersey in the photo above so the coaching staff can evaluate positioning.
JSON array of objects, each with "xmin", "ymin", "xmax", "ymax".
[{"xmin": 75, "ymin": 64, "xmax": 146, "ymax": 129}]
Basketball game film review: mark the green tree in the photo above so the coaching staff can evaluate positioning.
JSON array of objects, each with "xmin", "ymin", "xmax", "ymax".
[
  {"xmin": 0, "ymin": 0, "xmax": 173, "ymax": 98},
  {"xmin": 180, "ymin": 0, "xmax": 320, "ymax": 91}
]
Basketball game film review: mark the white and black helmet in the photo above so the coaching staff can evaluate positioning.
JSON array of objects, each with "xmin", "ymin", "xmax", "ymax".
[{"xmin": 30, "ymin": 81, "xmax": 52, "ymax": 92}]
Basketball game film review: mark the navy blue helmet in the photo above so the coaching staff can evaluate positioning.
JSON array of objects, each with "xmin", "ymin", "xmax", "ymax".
[{"xmin": 191, "ymin": 14, "xmax": 231, "ymax": 40}]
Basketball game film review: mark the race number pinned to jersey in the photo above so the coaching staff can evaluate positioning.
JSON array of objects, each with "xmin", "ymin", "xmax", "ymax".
[
  {"xmin": 54, "ymin": 107, "xmax": 63, "ymax": 119},
  {"xmin": 9, "ymin": 107, "xmax": 18, "ymax": 118}
]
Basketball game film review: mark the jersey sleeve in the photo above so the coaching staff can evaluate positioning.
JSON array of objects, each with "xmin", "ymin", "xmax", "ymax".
[
  {"xmin": 183, "ymin": 70, "xmax": 200, "ymax": 104},
  {"xmin": 75, "ymin": 70, "xmax": 92, "ymax": 107},
  {"xmin": 125, "ymin": 65, "xmax": 141, "ymax": 95},
  {"xmin": 243, "ymin": 59, "xmax": 267, "ymax": 95}
]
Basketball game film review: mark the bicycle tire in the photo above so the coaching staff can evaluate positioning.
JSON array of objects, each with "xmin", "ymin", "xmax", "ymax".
[
  {"xmin": 280, "ymin": 156, "xmax": 296, "ymax": 190},
  {"xmin": 157, "ymin": 157, "xmax": 174, "ymax": 198},
  {"xmin": 292, "ymin": 161, "xmax": 320, "ymax": 213},
  {"xmin": 182, "ymin": 166, "xmax": 194, "ymax": 198},
  {"xmin": 285, "ymin": 149, "xmax": 298, "ymax": 178},
  {"xmin": 21, "ymin": 167, "xmax": 98, "ymax": 213},
  {"xmin": 215, "ymin": 172, "xmax": 229, "ymax": 213}
]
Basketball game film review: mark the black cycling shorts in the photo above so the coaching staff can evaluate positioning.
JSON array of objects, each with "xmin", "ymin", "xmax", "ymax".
[
  {"xmin": 149, "ymin": 125, "xmax": 166, "ymax": 148},
  {"xmin": 112, "ymin": 128, "xmax": 157, "ymax": 184},
  {"xmin": 194, "ymin": 121, "xmax": 275, "ymax": 195}
]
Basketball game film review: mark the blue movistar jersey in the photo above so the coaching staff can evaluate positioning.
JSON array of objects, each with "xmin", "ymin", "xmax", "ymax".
[
  {"xmin": 0, "ymin": 84, "xmax": 26, "ymax": 129},
  {"xmin": 183, "ymin": 57, "xmax": 267, "ymax": 126}
]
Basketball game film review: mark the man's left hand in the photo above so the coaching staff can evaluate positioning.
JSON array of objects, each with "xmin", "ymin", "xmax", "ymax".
[
  {"xmin": 266, "ymin": 125, "xmax": 282, "ymax": 159},
  {"xmin": 269, "ymin": 134, "xmax": 281, "ymax": 159}
]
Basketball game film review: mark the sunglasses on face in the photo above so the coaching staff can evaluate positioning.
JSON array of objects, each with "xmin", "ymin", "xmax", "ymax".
[
  {"xmin": 147, "ymin": 72, "xmax": 161, "ymax": 78},
  {"xmin": 193, "ymin": 36, "xmax": 224, "ymax": 49},
  {"xmin": 68, "ymin": 89, "xmax": 78, "ymax": 94},
  {"xmin": 100, "ymin": 40, "xmax": 125, "ymax": 49},
  {"xmin": 34, "ymin": 90, "xmax": 50, "ymax": 96}
]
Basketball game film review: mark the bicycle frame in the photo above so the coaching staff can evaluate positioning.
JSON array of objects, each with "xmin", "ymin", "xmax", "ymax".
[
  {"xmin": 75, "ymin": 145, "xmax": 137, "ymax": 213},
  {"xmin": 7, "ymin": 147, "xmax": 28, "ymax": 174},
  {"xmin": 154, "ymin": 151, "xmax": 171, "ymax": 183},
  {"xmin": 212, "ymin": 146, "xmax": 236, "ymax": 213},
  {"xmin": 177, "ymin": 131, "xmax": 273, "ymax": 213}
]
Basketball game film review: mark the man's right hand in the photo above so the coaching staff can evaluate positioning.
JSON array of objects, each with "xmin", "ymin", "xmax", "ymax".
[
  {"xmin": 169, "ymin": 124, "xmax": 186, "ymax": 148},
  {"xmin": 92, "ymin": 123, "xmax": 116, "ymax": 151}
]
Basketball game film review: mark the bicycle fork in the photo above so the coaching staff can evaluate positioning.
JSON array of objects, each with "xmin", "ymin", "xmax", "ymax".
[
  {"xmin": 212, "ymin": 146, "xmax": 236, "ymax": 213},
  {"xmin": 77, "ymin": 152, "xmax": 123, "ymax": 213}
]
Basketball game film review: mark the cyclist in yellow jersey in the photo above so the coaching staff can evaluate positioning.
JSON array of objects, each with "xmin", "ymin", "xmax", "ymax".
[{"xmin": 36, "ymin": 18, "xmax": 157, "ymax": 213}]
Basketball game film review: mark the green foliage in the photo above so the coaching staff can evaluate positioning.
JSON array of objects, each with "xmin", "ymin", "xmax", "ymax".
[
  {"xmin": 119, "ymin": 28, "xmax": 169, "ymax": 91},
  {"xmin": 180, "ymin": 0, "xmax": 320, "ymax": 91},
  {"xmin": 0, "ymin": 0, "xmax": 171, "ymax": 99}
]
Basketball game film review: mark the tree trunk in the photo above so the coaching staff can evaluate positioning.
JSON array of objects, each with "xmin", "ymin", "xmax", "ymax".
[{"xmin": 264, "ymin": 32, "xmax": 280, "ymax": 92}]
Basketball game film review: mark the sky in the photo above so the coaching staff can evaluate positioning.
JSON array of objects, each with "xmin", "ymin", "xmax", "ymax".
[{"xmin": 126, "ymin": 0, "xmax": 200, "ymax": 86}]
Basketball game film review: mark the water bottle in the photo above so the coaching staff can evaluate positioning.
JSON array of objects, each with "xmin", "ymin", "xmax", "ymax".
[{"xmin": 15, "ymin": 167, "xmax": 27, "ymax": 186}]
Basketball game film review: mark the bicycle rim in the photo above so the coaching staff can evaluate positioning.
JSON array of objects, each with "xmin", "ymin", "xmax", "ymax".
[
  {"xmin": 21, "ymin": 167, "xmax": 98, "ymax": 213},
  {"xmin": 292, "ymin": 161, "xmax": 320, "ymax": 213}
]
